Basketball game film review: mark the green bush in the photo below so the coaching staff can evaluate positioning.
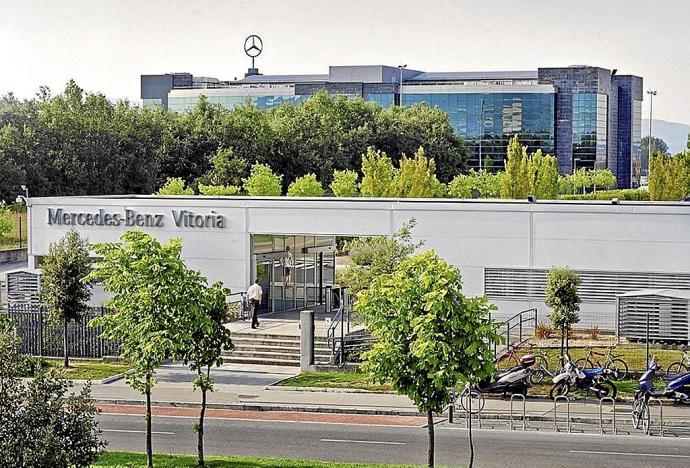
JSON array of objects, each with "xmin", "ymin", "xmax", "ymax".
[
  {"xmin": 156, "ymin": 177, "xmax": 194, "ymax": 196},
  {"xmin": 330, "ymin": 170, "xmax": 359, "ymax": 197},
  {"xmin": 243, "ymin": 163, "xmax": 282, "ymax": 196},
  {"xmin": 287, "ymin": 173, "xmax": 325, "ymax": 197},
  {"xmin": 558, "ymin": 189, "xmax": 650, "ymax": 201},
  {"xmin": 198, "ymin": 184, "xmax": 240, "ymax": 196}
]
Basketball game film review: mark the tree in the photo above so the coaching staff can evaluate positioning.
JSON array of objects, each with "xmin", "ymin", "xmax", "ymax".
[
  {"xmin": 156, "ymin": 177, "xmax": 194, "ymax": 195},
  {"xmin": 0, "ymin": 202, "xmax": 12, "ymax": 239},
  {"xmin": 447, "ymin": 170, "xmax": 502, "ymax": 199},
  {"xmin": 242, "ymin": 162, "xmax": 282, "ymax": 196},
  {"xmin": 0, "ymin": 315, "xmax": 105, "ymax": 467},
  {"xmin": 641, "ymin": 136, "xmax": 669, "ymax": 159},
  {"xmin": 500, "ymin": 136, "xmax": 530, "ymax": 199},
  {"xmin": 195, "ymin": 147, "xmax": 248, "ymax": 188},
  {"xmin": 649, "ymin": 152, "xmax": 689, "ymax": 200},
  {"xmin": 358, "ymin": 251, "xmax": 499, "ymax": 468},
  {"xmin": 545, "ymin": 267, "xmax": 581, "ymax": 359},
  {"xmin": 88, "ymin": 231, "xmax": 202, "ymax": 468},
  {"xmin": 330, "ymin": 169, "xmax": 359, "ymax": 197},
  {"xmin": 529, "ymin": 150, "xmax": 559, "ymax": 200},
  {"xmin": 571, "ymin": 168, "xmax": 591, "ymax": 194},
  {"xmin": 197, "ymin": 184, "xmax": 239, "ymax": 196},
  {"xmin": 179, "ymin": 282, "xmax": 234, "ymax": 466},
  {"xmin": 359, "ymin": 147, "xmax": 396, "ymax": 197},
  {"xmin": 558, "ymin": 175, "xmax": 574, "ymax": 195},
  {"xmin": 286, "ymin": 173, "xmax": 325, "ymax": 197},
  {"xmin": 336, "ymin": 220, "xmax": 422, "ymax": 297},
  {"xmin": 392, "ymin": 147, "xmax": 445, "ymax": 198},
  {"xmin": 40, "ymin": 230, "xmax": 92, "ymax": 368},
  {"xmin": 591, "ymin": 169, "xmax": 616, "ymax": 192}
]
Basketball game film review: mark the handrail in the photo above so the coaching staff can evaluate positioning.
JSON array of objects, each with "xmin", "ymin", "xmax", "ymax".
[{"xmin": 327, "ymin": 288, "xmax": 350, "ymax": 366}]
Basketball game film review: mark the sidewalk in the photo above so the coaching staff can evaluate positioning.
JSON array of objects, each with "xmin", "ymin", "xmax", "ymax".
[{"xmin": 80, "ymin": 362, "xmax": 690, "ymax": 427}]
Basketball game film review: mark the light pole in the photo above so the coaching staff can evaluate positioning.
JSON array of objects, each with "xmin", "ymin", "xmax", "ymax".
[
  {"xmin": 15, "ymin": 185, "xmax": 29, "ymax": 250},
  {"xmin": 398, "ymin": 64, "xmax": 406, "ymax": 106},
  {"xmin": 572, "ymin": 158, "xmax": 582, "ymax": 194},
  {"xmin": 646, "ymin": 90, "xmax": 657, "ymax": 185}
]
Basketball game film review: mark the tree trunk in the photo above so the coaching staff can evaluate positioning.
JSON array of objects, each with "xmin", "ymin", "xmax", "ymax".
[
  {"xmin": 146, "ymin": 377, "xmax": 153, "ymax": 468},
  {"xmin": 427, "ymin": 410, "xmax": 435, "ymax": 468},
  {"xmin": 63, "ymin": 319, "xmax": 69, "ymax": 368},
  {"xmin": 197, "ymin": 366, "xmax": 210, "ymax": 466},
  {"xmin": 560, "ymin": 331, "xmax": 565, "ymax": 367}
]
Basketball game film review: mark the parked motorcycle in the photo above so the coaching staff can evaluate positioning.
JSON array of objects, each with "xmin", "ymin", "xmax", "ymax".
[
  {"xmin": 549, "ymin": 355, "xmax": 617, "ymax": 399},
  {"xmin": 632, "ymin": 356, "xmax": 690, "ymax": 431},
  {"xmin": 456, "ymin": 354, "xmax": 537, "ymax": 412}
]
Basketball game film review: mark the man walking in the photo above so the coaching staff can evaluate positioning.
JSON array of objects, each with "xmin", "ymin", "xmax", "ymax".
[{"xmin": 247, "ymin": 278, "xmax": 263, "ymax": 329}]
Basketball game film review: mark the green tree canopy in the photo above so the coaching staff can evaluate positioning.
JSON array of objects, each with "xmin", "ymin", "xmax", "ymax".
[
  {"xmin": 197, "ymin": 184, "xmax": 239, "ymax": 196},
  {"xmin": 286, "ymin": 173, "xmax": 325, "ymax": 197},
  {"xmin": 330, "ymin": 169, "xmax": 359, "ymax": 197},
  {"xmin": 359, "ymin": 147, "xmax": 397, "ymax": 197},
  {"xmin": 39, "ymin": 230, "xmax": 92, "ymax": 368},
  {"xmin": 571, "ymin": 168, "xmax": 591, "ymax": 194},
  {"xmin": 157, "ymin": 177, "xmax": 194, "ymax": 195},
  {"xmin": 392, "ymin": 147, "xmax": 445, "ymax": 198},
  {"xmin": 358, "ymin": 250, "xmax": 499, "ymax": 468},
  {"xmin": 500, "ymin": 135, "xmax": 530, "ymax": 199},
  {"xmin": 545, "ymin": 266, "xmax": 581, "ymax": 356},
  {"xmin": 195, "ymin": 147, "xmax": 248, "ymax": 188},
  {"xmin": 529, "ymin": 149, "xmax": 559, "ymax": 200},
  {"xmin": 242, "ymin": 162, "xmax": 282, "ymax": 196},
  {"xmin": 649, "ymin": 152, "xmax": 689, "ymax": 200},
  {"xmin": 591, "ymin": 169, "xmax": 617, "ymax": 192},
  {"xmin": 0, "ymin": 202, "xmax": 12, "ymax": 239},
  {"xmin": 641, "ymin": 135, "xmax": 669, "ymax": 159},
  {"xmin": 447, "ymin": 170, "xmax": 502, "ymax": 199}
]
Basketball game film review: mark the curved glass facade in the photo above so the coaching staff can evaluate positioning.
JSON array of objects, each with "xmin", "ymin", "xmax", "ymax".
[{"xmin": 402, "ymin": 92, "xmax": 555, "ymax": 169}]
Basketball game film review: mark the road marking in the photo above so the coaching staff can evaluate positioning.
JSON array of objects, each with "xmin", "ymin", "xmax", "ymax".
[
  {"xmin": 321, "ymin": 439, "xmax": 405, "ymax": 446},
  {"xmin": 570, "ymin": 450, "xmax": 690, "ymax": 459},
  {"xmin": 103, "ymin": 429, "xmax": 174, "ymax": 435}
]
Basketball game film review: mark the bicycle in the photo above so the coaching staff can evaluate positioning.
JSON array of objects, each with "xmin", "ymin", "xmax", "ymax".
[
  {"xmin": 666, "ymin": 344, "xmax": 690, "ymax": 375},
  {"xmin": 527, "ymin": 344, "xmax": 561, "ymax": 384},
  {"xmin": 574, "ymin": 345, "xmax": 628, "ymax": 380},
  {"xmin": 453, "ymin": 382, "xmax": 486, "ymax": 413},
  {"xmin": 495, "ymin": 345, "xmax": 521, "ymax": 371}
]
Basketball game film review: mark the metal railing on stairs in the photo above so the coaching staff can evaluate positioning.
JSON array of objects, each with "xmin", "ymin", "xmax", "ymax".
[
  {"xmin": 492, "ymin": 308, "xmax": 538, "ymax": 357},
  {"xmin": 327, "ymin": 288, "xmax": 352, "ymax": 367}
]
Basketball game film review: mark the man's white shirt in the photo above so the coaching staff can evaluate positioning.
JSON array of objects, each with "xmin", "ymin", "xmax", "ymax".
[{"xmin": 247, "ymin": 283, "xmax": 263, "ymax": 300}]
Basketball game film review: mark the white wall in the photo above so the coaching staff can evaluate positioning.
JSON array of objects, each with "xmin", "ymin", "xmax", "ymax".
[{"xmin": 28, "ymin": 196, "xmax": 690, "ymax": 328}]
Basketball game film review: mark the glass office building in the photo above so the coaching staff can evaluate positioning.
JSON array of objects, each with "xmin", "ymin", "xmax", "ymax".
[{"xmin": 142, "ymin": 65, "xmax": 643, "ymax": 187}]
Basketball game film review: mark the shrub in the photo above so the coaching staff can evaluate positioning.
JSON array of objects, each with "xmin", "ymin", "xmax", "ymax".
[
  {"xmin": 330, "ymin": 170, "xmax": 359, "ymax": 197},
  {"xmin": 586, "ymin": 325, "xmax": 600, "ymax": 341},
  {"xmin": 558, "ymin": 189, "xmax": 650, "ymax": 201},
  {"xmin": 198, "ymin": 184, "xmax": 240, "ymax": 196},
  {"xmin": 0, "ymin": 202, "xmax": 12, "ymax": 239},
  {"xmin": 533, "ymin": 322, "xmax": 552, "ymax": 340},
  {"xmin": 242, "ymin": 163, "xmax": 282, "ymax": 196},
  {"xmin": 287, "ymin": 173, "xmax": 325, "ymax": 197},
  {"xmin": 156, "ymin": 177, "xmax": 194, "ymax": 196}
]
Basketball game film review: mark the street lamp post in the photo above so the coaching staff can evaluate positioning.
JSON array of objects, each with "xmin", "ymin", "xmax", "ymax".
[
  {"xmin": 15, "ymin": 185, "xmax": 29, "ymax": 250},
  {"xmin": 398, "ymin": 64, "xmax": 406, "ymax": 106},
  {"xmin": 646, "ymin": 90, "xmax": 657, "ymax": 184}
]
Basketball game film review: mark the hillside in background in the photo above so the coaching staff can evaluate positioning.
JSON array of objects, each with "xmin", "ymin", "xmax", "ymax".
[{"xmin": 643, "ymin": 119, "xmax": 689, "ymax": 154}]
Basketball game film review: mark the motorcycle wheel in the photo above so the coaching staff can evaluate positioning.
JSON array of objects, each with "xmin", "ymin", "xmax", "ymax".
[
  {"xmin": 549, "ymin": 381, "xmax": 569, "ymax": 400},
  {"xmin": 606, "ymin": 359, "xmax": 629, "ymax": 381},
  {"xmin": 666, "ymin": 361, "xmax": 689, "ymax": 376},
  {"xmin": 530, "ymin": 368, "xmax": 545, "ymax": 384},
  {"xmin": 458, "ymin": 390, "xmax": 485, "ymax": 413},
  {"xmin": 594, "ymin": 380, "xmax": 617, "ymax": 399}
]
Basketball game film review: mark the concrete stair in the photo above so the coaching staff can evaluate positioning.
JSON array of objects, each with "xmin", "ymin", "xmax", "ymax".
[{"xmin": 223, "ymin": 332, "xmax": 332, "ymax": 367}]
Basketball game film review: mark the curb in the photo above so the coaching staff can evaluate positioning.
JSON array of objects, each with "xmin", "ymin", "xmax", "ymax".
[{"xmin": 266, "ymin": 385, "xmax": 396, "ymax": 394}]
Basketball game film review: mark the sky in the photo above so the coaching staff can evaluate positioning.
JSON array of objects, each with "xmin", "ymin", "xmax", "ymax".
[{"xmin": 1, "ymin": 0, "xmax": 688, "ymax": 124}]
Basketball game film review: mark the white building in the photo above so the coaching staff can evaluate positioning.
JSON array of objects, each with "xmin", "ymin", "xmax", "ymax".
[{"xmin": 27, "ymin": 196, "xmax": 690, "ymax": 331}]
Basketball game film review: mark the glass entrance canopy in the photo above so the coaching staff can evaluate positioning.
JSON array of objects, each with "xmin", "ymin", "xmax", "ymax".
[{"xmin": 251, "ymin": 234, "xmax": 336, "ymax": 314}]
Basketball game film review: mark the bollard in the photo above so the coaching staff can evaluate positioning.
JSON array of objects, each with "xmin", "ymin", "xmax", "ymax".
[
  {"xmin": 598, "ymin": 397, "xmax": 616, "ymax": 434},
  {"xmin": 300, "ymin": 310, "xmax": 315, "ymax": 371},
  {"xmin": 509, "ymin": 394, "xmax": 526, "ymax": 431},
  {"xmin": 553, "ymin": 395, "xmax": 571, "ymax": 433}
]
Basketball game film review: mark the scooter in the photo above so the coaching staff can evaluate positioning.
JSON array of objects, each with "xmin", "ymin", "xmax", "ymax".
[
  {"xmin": 632, "ymin": 356, "xmax": 690, "ymax": 431},
  {"xmin": 549, "ymin": 354, "xmax": 617, "ymax": 399},
  {"xmin": 456, "ymin": 354, "xmax": 536, "ymax": 413}
]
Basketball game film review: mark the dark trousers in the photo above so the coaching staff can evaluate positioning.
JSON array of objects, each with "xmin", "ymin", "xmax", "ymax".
[{"xmin": 249, "ymin": 299, "xmax": 260, "ymax": 328}]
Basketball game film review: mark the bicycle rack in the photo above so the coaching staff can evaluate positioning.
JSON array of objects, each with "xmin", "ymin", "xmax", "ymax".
[
  {"xmin": 598, "ymin": 397, "xmax": 617, "ymax": 434},
  {"xmin": 509, "ymin": 394, "xmax": 526, "ymax": 431},
  {"xmin": 464, "ymin": 393, "xmax": 482, "ymax": 429},
  {"xmin": 646, "ymin": 398, "xmax": 664, "ymax": 436},
  {"xmin": 553, "ymin": 395, "xmax": 571, "ymax": 433}
]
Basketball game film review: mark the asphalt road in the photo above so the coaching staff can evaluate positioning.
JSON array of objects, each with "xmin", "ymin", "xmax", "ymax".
[{"xmin": 98, "ymin": 413, "xmax": 690, "ymax": 467}]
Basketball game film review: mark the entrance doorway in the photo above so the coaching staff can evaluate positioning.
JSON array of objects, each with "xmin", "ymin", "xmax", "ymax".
[{"xmin": 252, "ymin": 234, "xmax": 335, "ymax": 314}]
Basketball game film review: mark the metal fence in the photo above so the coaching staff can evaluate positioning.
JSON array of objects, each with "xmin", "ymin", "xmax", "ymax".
[{"xmin": 4, "ymin": 304, "xmax": 120, "ymax": 358}]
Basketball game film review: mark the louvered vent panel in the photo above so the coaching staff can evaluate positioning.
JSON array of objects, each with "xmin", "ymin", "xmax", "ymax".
[
  {"xmin": 6, "ymin": 271, "xmax": 41, "ymax": 306},
  {"xmin": 618, "ymin": 296, "xmax": 689, "ymax": 343}
]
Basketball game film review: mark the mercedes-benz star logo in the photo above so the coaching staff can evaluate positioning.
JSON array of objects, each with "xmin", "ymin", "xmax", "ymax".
[{"xmin": 244, "ymin": 35, "xmax": 263, "ymax": 58}]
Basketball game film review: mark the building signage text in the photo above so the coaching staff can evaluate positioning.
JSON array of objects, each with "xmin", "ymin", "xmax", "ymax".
[{"xmin": 47, "ymin": 208, "xmax": 226, "ymax": 229}]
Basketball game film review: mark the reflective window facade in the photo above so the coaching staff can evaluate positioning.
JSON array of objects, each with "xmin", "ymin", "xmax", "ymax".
[
  {"xmin": 402, "ymin": 92, "xmax": 555, "ymax": 169},
  {"xmin": 363, "ymin": 92, "xmax": 395, "ymax": 108},
  {"xmin": 169, "ymin": 94, "xmax": 310, "ymax": 113},
  {"xmin": 142, "ymin": 98, "xmax": 163, "ymax": 109},
  {"xmin": 571, "ymin": 93, "xmax": 608, "ymax": 170}
]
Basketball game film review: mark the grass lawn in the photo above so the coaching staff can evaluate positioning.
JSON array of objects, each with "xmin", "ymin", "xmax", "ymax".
[
  {"xmin": 0, "ymin": 210, "xmax": 27, "ymax": 250},
  {"xmin": 278, "ymin": 371, "xmax": 393, "ymax": 392},
  {"xmin": 33, "ymin": 358, "xmax": 131, "ymax": 381},
  {"xmin": 95, "ymin": 452, "xmax": 422, "ymax": 468}
]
